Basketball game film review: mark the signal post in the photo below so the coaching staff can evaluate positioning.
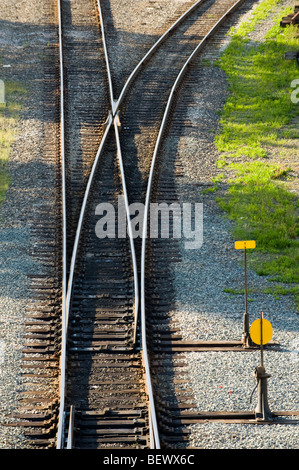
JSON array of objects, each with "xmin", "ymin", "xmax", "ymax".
[
  {"xmin": 234, "ymin": 240, "xmax": 256, "ymax": 347},
  {"xmin": 250, "ymin": 312, "xmax": 273, "ymax": 421}
]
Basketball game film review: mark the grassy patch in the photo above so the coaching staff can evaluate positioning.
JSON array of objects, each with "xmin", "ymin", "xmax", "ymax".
[
  {"xmin": 223, "ymin": 285, "xmax": 299, "ymax": 309},
  {"xmin": 215, "ymin": 2, "xmax": 299, "ymax": 309},
  {"xmin": 215, "ymin": 8, "xmax": 298, "ymax": 158},
  {"xmin": 223, "ymin": 287, "xmax": 255, "ymax": 301},
  {"xmin": 218, "ymin": 161, "xmax": 299, "ymax": 251},
  {"xmin": 202, "ymin": 173, "xmax": 225, "ymax": 194},
  {"xmin": 0, "ymin": 80, "xmax": 26, "ymax": 204}
]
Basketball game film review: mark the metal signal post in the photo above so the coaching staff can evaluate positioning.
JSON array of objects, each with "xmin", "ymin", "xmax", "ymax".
[
  {"xmin": 250, "ymin": 312, "xmax": 273, "ymax": 421},
  {"xmin": 235, "ymin": 240, "xmax": 256, "ymax": 347}
]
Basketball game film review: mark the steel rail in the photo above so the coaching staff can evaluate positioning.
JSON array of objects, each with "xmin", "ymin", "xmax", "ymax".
[
  {"xmin": 56, "ymin": 116, "xmax": 112, "ymax": 449},
  {"xmin": 96, "ymin": 0, "xmax": 117, "ymax": 114},
  {"xmin": 114, "ymin": 0, "xmax": 206, "ymax": 115},
  {"xmin": 56, "ymin": 0, "xmax": 139, "ymax": 448},
  {"xmin": 66, "ymin": 405, "xmax": 75, "ymax": 449},
  {"xmin": 60, "ymin": 0, "xmax": 139, "ymax": 351},
  {"xmin": 140, "ymin": 0, "xmax": 245, "ymax": 452},
  {"xmin": 55, "ymin": 0, "xmax": 114, "ymax": 448},
  {"xmin": 96, "ymin": 0, "xmax": 140, "ymax": 345},
  {"xmin": 96, "ymin": 0, "xmax": 163, "ymax": 446},
  {"xmin": 56, "ymin": 0, "xmax": 68, "ymax": 450},
  {"xmin": 113, "ymin": 115, "xmax": 140, "ymax": 344}
]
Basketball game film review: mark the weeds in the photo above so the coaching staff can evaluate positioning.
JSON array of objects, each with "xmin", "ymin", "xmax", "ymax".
[
  {"xmin": 215, "ymin": 3, "xmax": 299, "ymax": 309},
  {"xmin": 0, "ymin": 80, "xmax": 26, "ymax": 204}
]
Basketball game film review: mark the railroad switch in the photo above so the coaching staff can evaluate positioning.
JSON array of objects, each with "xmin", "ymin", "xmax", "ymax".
[
  {"xmin": 104, "ymin": 112, "xmax": 112, "ymax": 128},
  {"xmin": 249, "ymin": 313, "xmax": 274, "ymax": 422},
  {"xmin": 234, "ymin": 240, "xmax": 256, "ymax": 348},
  {"xmin": 253, "ymin": 365, "xmax": 273, "ymax": 421}
]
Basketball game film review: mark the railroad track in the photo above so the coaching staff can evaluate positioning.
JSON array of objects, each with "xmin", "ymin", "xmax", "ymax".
[
  {"xmin": 13, "ymin": 0, "xmax": 282, "ymax": 450},
  {"xmin": 60, "ymin": 0, "xmax": 109, "ymax": 259}
]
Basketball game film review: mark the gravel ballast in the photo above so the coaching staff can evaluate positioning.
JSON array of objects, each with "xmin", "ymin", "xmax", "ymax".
[
  {"xmin": 166, "ymin": 0, "xmax": 299, "ymax": 449},
  {"xmin": 0, "ymin": 0, "xmax": 58, "ymax": 448}
]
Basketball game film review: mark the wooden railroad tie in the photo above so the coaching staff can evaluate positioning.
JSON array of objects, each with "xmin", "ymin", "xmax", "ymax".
[{"xmin": 280, "ymin": 5, "xmax": 299, "ymax": 28}]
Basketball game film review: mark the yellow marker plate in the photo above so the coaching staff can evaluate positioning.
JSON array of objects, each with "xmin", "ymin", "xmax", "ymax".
[
  {"xmin": 250, "ymin": 318, "xmax": 273, "ymax": 346},
  {"xmin": 235, "ymin": 240, "xmax": 256, "ymax": 250}
]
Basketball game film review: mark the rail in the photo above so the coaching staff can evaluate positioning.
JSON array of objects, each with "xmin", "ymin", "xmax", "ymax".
[
  {"xmin": 56, "ymin": 0, "xmax": 68, "ymax": 450},
  {"xmin": 56, "ymin": 0, "xmax": 139, "ymax": 448},
  {"xmin": 139, "ymin": 0, "xmax": 245, "ymax": 451},
  {"xmin": 66, "ymin": 406, "xmax": 75, "ymax": 449}
]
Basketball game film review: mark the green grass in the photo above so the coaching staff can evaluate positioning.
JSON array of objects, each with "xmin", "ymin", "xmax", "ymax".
[
  {"xmin": 223, "ymin": 285, "xmax": 299, "ymax": 309},
  {"xmin": 214, "ymin": 2, "xmax": 299, "ymax": 309},
  {"xmin": 0, "ymin": 80, "xmax": 26, "ymax": 204},
  {"xmin": 218, "ymin": 161, "xmax": 299, "ymax": 252},
  {"xmin": 215, "ymin": 9, "xmax": 298, "ymax": 158},
  {"xmin": 232, "ymin": 0, "xmax": 284, "ymax": 37},
  {"xmin": 202, "ymin": 173, "xmax": 225, "ymax": 194}
]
